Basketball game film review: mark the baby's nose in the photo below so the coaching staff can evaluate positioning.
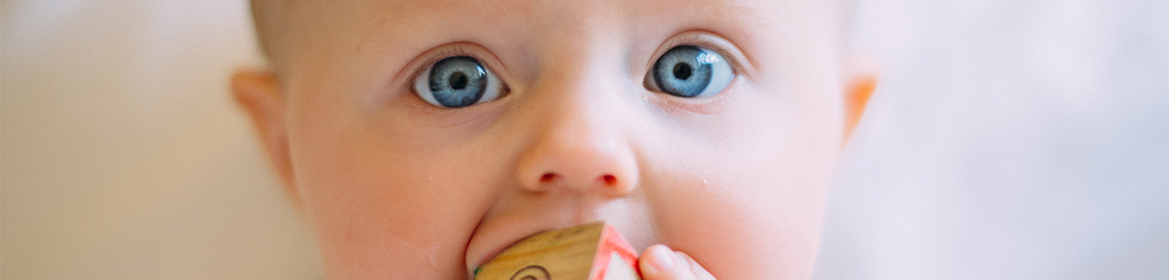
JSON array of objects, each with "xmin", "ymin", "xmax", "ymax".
[{"xmin": 515, "ymin": 116, "xmax": 638, "ymax": 197}]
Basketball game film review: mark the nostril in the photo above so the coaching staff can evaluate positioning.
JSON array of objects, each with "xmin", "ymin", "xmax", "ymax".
[
  {"xmin": 601, "ymin": 174, "xmax": 617, "ymax": 185},
  {"xmin": 540, "ymin": 173, "xmax": 558, "ymax": 183}
]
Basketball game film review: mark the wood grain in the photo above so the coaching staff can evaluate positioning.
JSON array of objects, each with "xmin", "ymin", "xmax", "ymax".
[{"xmin": 474, "ymin": 221, "xmax": 641, "ymax": 280}]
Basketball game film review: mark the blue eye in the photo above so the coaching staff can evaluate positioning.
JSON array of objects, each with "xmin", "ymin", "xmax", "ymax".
[
  {"xmin": 649, "ymin": 46, "xmax": 734, "ymax": 98},
  {"xmin": 413, "ymin": 56, "xmax": 506, "ymax": 108}
]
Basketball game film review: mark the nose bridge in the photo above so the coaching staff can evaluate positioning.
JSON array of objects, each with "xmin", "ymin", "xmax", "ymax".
[
  {"xmin": 538, "ymin": 63, "xmax": 617, "ymax": 129},
  {"xmin": 528, "ymin": 1, "xmax": 627, "ymax": 109},
  {"xmin": 529, "ymin": 34, "xmax": 629, "ymax": 143}
]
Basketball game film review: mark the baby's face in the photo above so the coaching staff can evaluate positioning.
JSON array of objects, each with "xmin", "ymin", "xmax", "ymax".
[{"xmin": 255, "ymin": 0, "xmax": 853, "ymax": 279}]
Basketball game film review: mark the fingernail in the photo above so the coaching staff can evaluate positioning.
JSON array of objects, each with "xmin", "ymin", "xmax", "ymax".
[{"xmin": 650, "ymin": 245, "xmax": 676, "ymax": 272}]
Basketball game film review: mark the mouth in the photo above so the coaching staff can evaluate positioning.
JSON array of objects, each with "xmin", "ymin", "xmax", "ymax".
[
  {"xmin": 468, "ymin": 221, "xmax": 637, "ymax": 280},
  {"xmin": 465, "ymin": 224, "xmax": 552, "ymax": 278},
  {"xmin": 471, "ymin": 237, "xmax": 521, "ymax": 272},
  {"xmin": 465, "ymin": 200, "xmax": 643, "ymax": 278}
]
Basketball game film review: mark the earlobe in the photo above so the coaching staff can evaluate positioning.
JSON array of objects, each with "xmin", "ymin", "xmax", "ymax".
[
  {"xmin": 841, "ymin": 56, "xmax": 880, "ymax": 145},
  {"xmin": 231, "ymin": 70, "xmax": 301, "ymax": 206}
]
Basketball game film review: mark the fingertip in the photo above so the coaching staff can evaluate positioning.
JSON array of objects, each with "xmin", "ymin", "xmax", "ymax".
[
  {"xmin": 647, "ymin": 245, "xmax": 676, "ymax": 271},
  {"xmin": 639, "ymin": 244, "xmax": 678, "ymax": 279}
]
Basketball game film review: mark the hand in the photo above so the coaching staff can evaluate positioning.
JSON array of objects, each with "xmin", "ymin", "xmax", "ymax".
[{"xmin": 638, "ymin": 245, "xmax": 716, "ymax": 280}]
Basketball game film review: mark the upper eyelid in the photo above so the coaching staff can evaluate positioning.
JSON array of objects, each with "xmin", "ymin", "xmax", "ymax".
[
  {"xmin": 405, "ymin": 43, "xmax": 509, "ymax": 90},
  {"xmin": 408, "ymin": 46, "xmax": 474, "ymax": 84},
  {"xmin": 648, "ymin": 32, "xmax": 751, "ymax": 78}
]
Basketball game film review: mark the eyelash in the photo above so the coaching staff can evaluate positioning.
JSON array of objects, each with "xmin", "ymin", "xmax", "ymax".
[
  {"xmin": 408, "ymin": 46, "xmax": 482, "ymax": 86},
  {"xmin": 650, "ymin": 38, "xmax": 744, "ymax": 77}
]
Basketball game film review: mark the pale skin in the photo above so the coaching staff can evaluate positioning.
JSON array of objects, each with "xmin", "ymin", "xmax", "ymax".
[{"xmin": 232, "ymin": 0, "xmax": 877, "ymax": 279}]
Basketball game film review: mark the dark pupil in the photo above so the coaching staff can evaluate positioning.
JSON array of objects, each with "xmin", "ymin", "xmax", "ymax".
[
  {"xmin": 673, "ymin": 63, "xmax": 692, "ymax": 80},
  {"xmin": 449, "ymin": 72, "xmax": 468, "ymax": 90}
]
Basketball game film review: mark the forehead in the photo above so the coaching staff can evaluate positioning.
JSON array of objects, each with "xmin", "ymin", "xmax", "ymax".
[
  {"xmin": 286, "ymin": 0, "xmax": 838, "ymax": 44},
  {"xmin": 268, "ymin": 0, "xmax": 845, "ymax": 94},
  {"xmin": 314, "ymin": 0, "xmax": 819, "ymax": 23},
  {"xmin": 356, "ymin": 0, "xmax": 783, "ymax": 27}
]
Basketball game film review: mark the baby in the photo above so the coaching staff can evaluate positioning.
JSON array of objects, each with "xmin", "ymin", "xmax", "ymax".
[{"xmin": 231, "ymin": 0, "xmax": 877, "ymax": 279}]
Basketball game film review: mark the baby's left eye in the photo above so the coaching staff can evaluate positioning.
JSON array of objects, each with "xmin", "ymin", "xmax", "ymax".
[{"xmin": 645, "ymin": 45, "xmax": 734, "ymax": 98}]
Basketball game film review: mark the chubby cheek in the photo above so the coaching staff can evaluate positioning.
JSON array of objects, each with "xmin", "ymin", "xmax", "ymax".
[
  {"xmin": 639, "ymin": 86, "xmax": 839, "ymax": 280},
  {"xmin": 287, "ymin": 93, "xmax": 503, "ymax": 279},
  {"xmin": 644, "ymin": 160, "xmax": 831, "ymax": 280}
]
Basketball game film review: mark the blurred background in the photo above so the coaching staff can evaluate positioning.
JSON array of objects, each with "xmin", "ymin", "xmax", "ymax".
[{"xmin": 1, "ymin": 0, "xmax": 1165, "ymax": 279}]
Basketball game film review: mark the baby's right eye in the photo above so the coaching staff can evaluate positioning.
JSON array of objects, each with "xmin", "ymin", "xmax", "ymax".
[{"xmin": 412, "ymin": 56, "xmax": 507, "ymax": 108}]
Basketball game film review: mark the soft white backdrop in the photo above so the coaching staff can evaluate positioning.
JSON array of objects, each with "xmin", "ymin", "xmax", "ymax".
[{"xmin": 1, "ymin": 0, "xmax": 1165, "ymax": 279}]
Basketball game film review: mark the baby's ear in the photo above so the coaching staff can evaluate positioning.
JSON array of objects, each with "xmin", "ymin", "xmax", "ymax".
[
  {"xmin": 231, "ymin": 70, "xmax": 301, "ymax": 206},
  {"xmin": 840, "ymin": 55, "xmax": 880, "ymax": 145}
]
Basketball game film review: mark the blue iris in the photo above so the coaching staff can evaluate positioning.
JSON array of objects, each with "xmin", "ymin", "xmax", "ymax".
[
  {"xmin": 651, "ymin": 45, "xmax": 732, "ymax": 98},
  {"xmin": 428, "ymin": 56, "xmax": 487, "ymax": 108},
  {"xmin": 653, "ymin": 46, "xmax": 712, "ymax": 98}
]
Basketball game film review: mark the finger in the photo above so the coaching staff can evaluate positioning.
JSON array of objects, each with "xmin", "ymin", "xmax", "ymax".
[
  {"xmin": 673, "ymin": 251, "xmax": 715, "ymax": 280},
  {"xmin": 638, "ymin": 245, "xmax": 716, "ymax": 280},
  {"xmin": 639, "ymin": 245, "xmax": 695, "ymax": 280}
]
